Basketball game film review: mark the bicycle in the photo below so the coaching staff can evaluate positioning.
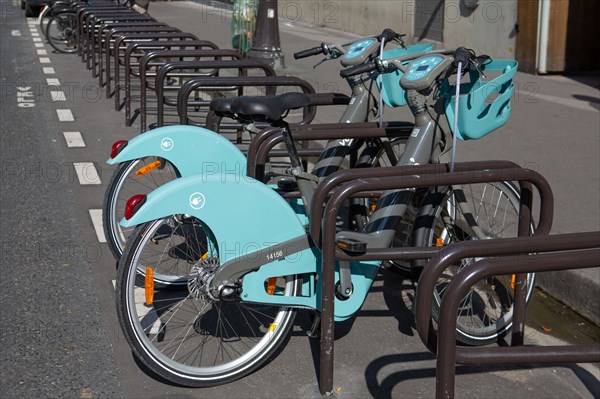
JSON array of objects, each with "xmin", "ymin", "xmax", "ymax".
[
  {"xmin": 103, "ymin": 28, "xmax": 428, "ymax": 258},
  {"xmin": 113, "ymin": 46, "xmax": 534, "ymax": 386}
]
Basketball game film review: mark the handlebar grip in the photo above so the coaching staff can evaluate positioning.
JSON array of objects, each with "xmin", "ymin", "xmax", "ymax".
[
  {"xmin": 294, "ymin": 46, "xmax": 324, "ymax": 59},
  {"xmin": 340, "ymin": 62, "xmax": 378, "ymax": 79},
  {"xmin": 453, "ymin": 47, "xmax": 472, "ymax": 68},
  {"xmin": 378, "ymin": 28, "xmax": 398, "ymax": 43}
]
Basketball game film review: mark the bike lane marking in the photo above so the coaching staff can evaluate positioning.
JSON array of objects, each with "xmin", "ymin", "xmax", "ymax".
[
  {"xmin": 56, "ymin": 109, "xmax": 74, "ymax": 121},
  {"xmin": 63, "ymin": 131, "xmax": 86, "ymax": 147},
  {"xmin": 73, "ymin": 162, "xmax": 102, "ymax": 185},
  {"xmin": 89, "ymin": 210, "xmax": 107, "ymax": 243},
  {"xmin": 50, "ymin": 90, "xmax": 67, "ymax": 101}
]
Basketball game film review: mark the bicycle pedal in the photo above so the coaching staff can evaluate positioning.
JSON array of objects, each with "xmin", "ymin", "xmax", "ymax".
[{"xmin": 336, "ymin": 238, "xmax": 367, "ymax": 255}]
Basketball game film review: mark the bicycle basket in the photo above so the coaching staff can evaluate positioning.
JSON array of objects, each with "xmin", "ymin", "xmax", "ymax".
[
  {"xmin": 378, "ymin": 43, "xmax": 434, "ymax": 108},
  {"xmin": 444, "ymin": 60, "xmax": 518, "ymax": 140}
]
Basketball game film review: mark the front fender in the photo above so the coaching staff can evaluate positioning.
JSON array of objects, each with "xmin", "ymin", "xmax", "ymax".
[
  {"xmin": 107, "ymin": 125, "xmax": 247, "ymax": 177},
  {"xmin": 121, "ymin": 174, "xmax": 306, "ymax": 265}
]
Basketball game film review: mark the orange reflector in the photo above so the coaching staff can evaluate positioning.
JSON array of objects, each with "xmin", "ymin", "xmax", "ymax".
[
  {"xmin": 267, "ymin": 278, "xmax": 277, "ymax": 295},
  {"xmin": 135, "ymin": 160, "xmax": 161, "ymax": 177},
  {"xmin": 436, "ymin": 237, "xmax": 444, "ymax": 247},
  {"xmin": 145, "ymin": 267, "xmax": 154, "ymax": 305},
  {"xmin": 269, "ymin": 323, "xmax": 277, "ymax": 332},
  {"xmin": 371, "ymin": 204, "xmax": 377, "ymax": 212},
  {"xmin": 510, "ymin": 274, "xmax": 516, "ymax": 290},
  {"xmin": 200, "ymin": 252, "xmax": 209, "ymax": 261}
]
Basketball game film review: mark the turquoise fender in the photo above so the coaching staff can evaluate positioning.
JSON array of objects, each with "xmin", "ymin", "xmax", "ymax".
[
  {"xmin": 122, "ymin": 174, "xmax": 381, "ymax": 321},
  {"xmin": 107, "ymin": 125, "xmax": 247, "ymax": 177}
]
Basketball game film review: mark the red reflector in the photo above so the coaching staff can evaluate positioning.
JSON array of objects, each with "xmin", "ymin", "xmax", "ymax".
[
  {"xmin": 124, "ymin": 194, "xmax": 146, "ymax": 220},
  {"xmin": 110, "ymin": 140, "xmax": 128, "ymax": 158}
]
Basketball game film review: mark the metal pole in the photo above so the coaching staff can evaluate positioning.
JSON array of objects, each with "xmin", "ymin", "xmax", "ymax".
[{"xmin": 247, "ymin": 0, "xmax": 285, "ymax": 69}]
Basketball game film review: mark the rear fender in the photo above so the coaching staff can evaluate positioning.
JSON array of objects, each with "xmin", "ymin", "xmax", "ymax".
[
  {"xmin": 107, "ymin": 125, "xmax": 246, "ymax": 177},
  {"xmin": 121, "ymin": 174, "xmax": 306, "ymax": 265}
]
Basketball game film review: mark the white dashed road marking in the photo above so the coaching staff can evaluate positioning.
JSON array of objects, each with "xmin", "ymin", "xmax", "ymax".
[
  {"xmin": 37, "ymin": 49, "xmax": 47, "ymax": 55},
  {"xmin": 63, "ymin": 131, "xmax": 86, "ymax": 147},
  {"xmin": 39, "ymin": 57, "xmax": 51, "ymax": 64},
  {"xmin": 50, "ymin": 90, "xmax": 67, "ymax": 101},
  {"xmin": 11, "ymin": 30, "xmax": 21, "ymax": 36},
  {"xmin": 89, "ymin": 210, "xmax": 107, "ymax": 243},
  {"xmin": 56, "ymin": 109, "xmax": 74, "ymax": 121},
  {"xmin": 74, "ymin": 162, "xmax": 102, "ymax": 185},
  {"xmin": 35, "ymin": 43, "xmax": 44, "ymax": 48},
  {"xmin": 47, "ymin": 78, "xmax": 60, "ymax": 86},
  {"xmin": 43, "ymin": 67, "xmax": 55, "ymax": 74},
  {"xmin": 33, "ymin": 37, "xmax": 41, "ymax": 42}
]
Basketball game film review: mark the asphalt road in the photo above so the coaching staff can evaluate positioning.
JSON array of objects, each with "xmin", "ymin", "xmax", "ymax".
[{"xmin": 0, "ymin": 0, "xmax": 598, "ymax": 398}]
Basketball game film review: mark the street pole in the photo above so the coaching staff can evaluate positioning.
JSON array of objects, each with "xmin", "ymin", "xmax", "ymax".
[{"xmin": 247, "ymin": 0, "xmax": 285, "ymax": 70}]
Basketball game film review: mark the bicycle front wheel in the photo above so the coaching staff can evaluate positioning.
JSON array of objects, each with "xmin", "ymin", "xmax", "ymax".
[
  {"xmin": 45, "ymin": 11, "xmax": 78, "ymax": 54},
  {"xmin": 116, "ymin": 216, "xmax": 298, "ymax": 387},
  {"xmin": 416, "ymin": 182, "xmax": 536, "ymax": 345}
]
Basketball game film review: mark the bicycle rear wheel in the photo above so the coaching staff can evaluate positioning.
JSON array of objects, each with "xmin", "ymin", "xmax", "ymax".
[
  {"xmin": 116, "ymin": 215, "xmax": 298, "ymax": 386},
  {"xmin": 45, "ymin": 11, "xmax": 78, "ymax": 54},
  {"xmin": 103, "ymin": 157, "xmax": 179, "ymax": 259},
  {"xmin": 416, "ymin": 182, "xmax": 536, "ymax": 345}
]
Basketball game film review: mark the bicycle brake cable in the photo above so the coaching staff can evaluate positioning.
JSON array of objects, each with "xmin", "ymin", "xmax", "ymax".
[
  {"xmin": 378, "ymin": 37, "xmax": 386, "ymax": 128},
  {"xmin": 450, "ymin": 60, "xmax": 463, "ymax": 173}
]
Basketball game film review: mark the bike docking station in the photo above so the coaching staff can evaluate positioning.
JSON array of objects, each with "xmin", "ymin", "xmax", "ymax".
[{"xmin": 41, "ymin": 3, "xmax": 600, "ymax": 396}]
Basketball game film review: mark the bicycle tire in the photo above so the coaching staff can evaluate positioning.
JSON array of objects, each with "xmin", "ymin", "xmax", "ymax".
[
  {"xmin": 45, "ymin": 10, "xmax": 78, "ymax": 54},
  {"xmin": 103, "ymin": 158, "xmax": 179, "ymax": 259},
  {"xmin": 414, "ymin": 182, "xmax": 536, "ymax": 345},
  {"xmin": 116, "ymin": 216, "xmax": 298, "ymax": 387}
]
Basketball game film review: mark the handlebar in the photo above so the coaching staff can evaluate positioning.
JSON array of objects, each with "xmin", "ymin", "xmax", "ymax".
[
  {"xmin": 339, "ymin": 61, "xmax": 378, "ymax": 79},
  {"xmin": 293, "ymin": 45, "xmax": 325, "ymax": 60},
  {"xmin": 377, "ymin": 28, "xmax": 404, "ymax": 43}
]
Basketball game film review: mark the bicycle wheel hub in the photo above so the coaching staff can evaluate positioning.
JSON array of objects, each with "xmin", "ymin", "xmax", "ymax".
[{"xmin": 188, "ymin": 257, "xmax": 220, "ymax": 301}]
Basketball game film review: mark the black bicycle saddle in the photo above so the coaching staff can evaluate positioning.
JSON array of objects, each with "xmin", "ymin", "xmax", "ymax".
[{"xmin": 229, "ymin": 92, "xmax": 312, "ymax": 123}]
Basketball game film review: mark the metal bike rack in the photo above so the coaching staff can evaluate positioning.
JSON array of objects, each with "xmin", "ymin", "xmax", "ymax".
[
  {"xmin": 78, "ymin": 9, "xmax": 149, "ymax": 62},
  {"xmin": 94, "ymin": 22, "xmax": 168, "ymax": 78},
  {"xmin": 110, "ymin": 32, "xmax": 200, "ymax": 103},
  {"xmin": 419, "ymin": 232, "xmax": 600, "ymax": 398},
  {"xmin": 84, "ymin": 14, "xmax": 156, "ymax": 69},
  {"xmin": 129, "ymin": 48, "xmax": 231, "ymax": 128},
  {"xmin": 310, "ymin": 161, "xmax": 554, "ymax": 395},
  {"xmin": 142, "ymin": 58, "xmax": 269, "ymax": 131}
]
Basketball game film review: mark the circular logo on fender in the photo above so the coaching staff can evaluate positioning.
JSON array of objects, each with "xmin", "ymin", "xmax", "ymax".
[
  {"xmin": 189, "ymin": 192, "xmax": 206, "ymax": 210},
  {"xmin": 160, "ymin": 137, "xmax": 174, "ymax": 151}
]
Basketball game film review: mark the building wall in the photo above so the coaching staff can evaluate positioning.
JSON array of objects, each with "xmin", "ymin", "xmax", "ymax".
[
  {"xmin": 441, "ymin": 0, "xmax": 519, "ymax": 59},
  {"xmin": 277, "ymin": 0, "xmax": 518, "ymax": 59},
  {"xmin": 277, "ymin": 1, "xmax": 414, "ymax": 42}
]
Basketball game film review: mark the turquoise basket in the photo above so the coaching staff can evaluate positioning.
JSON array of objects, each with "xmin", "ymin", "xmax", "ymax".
[
  {"xmin": 444, "ymin": 60, "xmax": 518, "ymax": 140},
  {"xmin": 378, "ymin": 43, "xmax": 434, "ymax": 108}
]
